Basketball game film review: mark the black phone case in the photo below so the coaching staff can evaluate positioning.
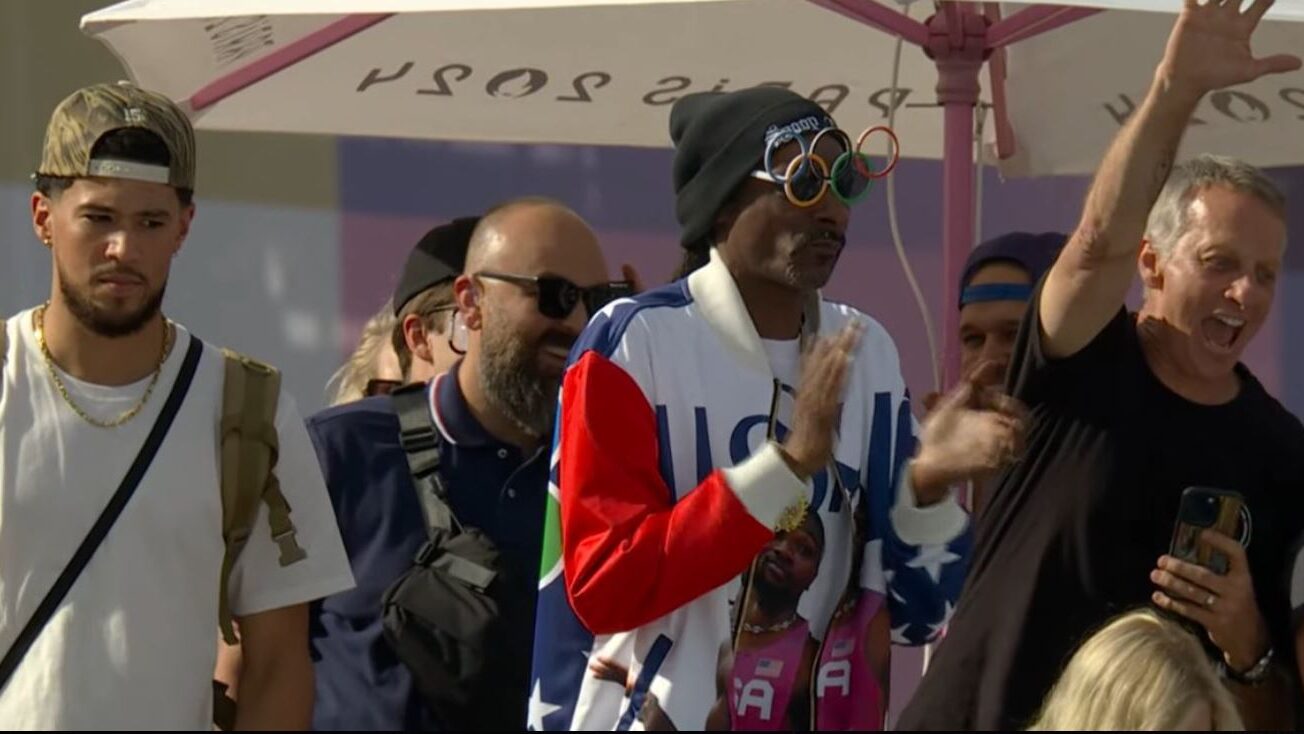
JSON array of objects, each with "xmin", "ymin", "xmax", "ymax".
[{"xmin": 1168, "ymin": 486, "xmax": 1244, "ymax": 575}]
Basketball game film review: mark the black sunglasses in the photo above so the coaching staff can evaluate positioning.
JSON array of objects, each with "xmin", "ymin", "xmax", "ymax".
[{"xmin": 476, "ymin": 271, "xmax": 634, "ymax": 320}]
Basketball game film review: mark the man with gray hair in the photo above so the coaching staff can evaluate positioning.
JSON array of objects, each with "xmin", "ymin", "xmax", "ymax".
[{"xmin": 900, "ymin": 0, "xmax": 1304, "ymax": 728}]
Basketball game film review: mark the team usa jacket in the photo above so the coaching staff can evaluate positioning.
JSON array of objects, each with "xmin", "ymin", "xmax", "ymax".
[{"xmin": 527, "ymin": 250, "xmax": 972, "ymax": 731}]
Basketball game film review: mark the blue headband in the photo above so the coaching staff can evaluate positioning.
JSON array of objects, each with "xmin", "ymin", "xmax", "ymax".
[{"xmin": 959, "ymin": 283, "xmax": 1033, "ymax": 306}]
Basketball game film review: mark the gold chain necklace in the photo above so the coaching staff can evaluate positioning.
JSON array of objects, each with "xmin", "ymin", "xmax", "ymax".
[
  {"xmin": 34, "ymin": 303, "xmax": 174, "ymax": 429},
  {"xmin": 742, "ymin": 613, "xmax": 798, "ymax": 635}
]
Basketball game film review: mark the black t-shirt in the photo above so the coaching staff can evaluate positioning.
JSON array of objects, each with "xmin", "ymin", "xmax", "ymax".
[{"xmin": 898, "ymin": 283, "xmax": 1304, "ymax": 731}]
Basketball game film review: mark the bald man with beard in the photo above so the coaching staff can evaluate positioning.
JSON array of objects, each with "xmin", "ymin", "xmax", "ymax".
[
  {"xmin": 304, "ymin": 197, "xmax": 628, "ymax": 731},
  {"xmin": 455, "ymin": 199, "xmax": 611, "ymax": 446}
]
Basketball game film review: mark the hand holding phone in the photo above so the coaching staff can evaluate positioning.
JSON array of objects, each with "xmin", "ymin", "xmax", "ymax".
[
  {"xmin": 1155, "ymin": 487, "xmax": 1269, "ymax": 680},
  {"xmin": 1168, "ymin": 486, "xmax": 1245, "ymax": 575}
]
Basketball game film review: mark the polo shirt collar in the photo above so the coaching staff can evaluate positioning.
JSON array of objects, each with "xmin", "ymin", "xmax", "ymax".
[{"xmin": 428, "ymin": 360, "xmax": 498, "ymax": 448}]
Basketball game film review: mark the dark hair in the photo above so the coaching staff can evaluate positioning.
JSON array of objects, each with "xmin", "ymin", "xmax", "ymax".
[
  {"xmin": 672, "ymin": 176, "xmax": 763, "ymax": 281},
  {"xmin": 673, "ymin": 246, "xmax": 711, "ymax": 280},
  {"xmin": 391, "ymin": 282, "xmax": 456, "ymax": 377},
  {"xmin": 34, "ymin": 128, "xmax": 193, "ymax": 206}
]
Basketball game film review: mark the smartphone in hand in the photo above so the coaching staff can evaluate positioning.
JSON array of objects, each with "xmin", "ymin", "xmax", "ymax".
[{"xmin": 1169, "ymin": 486, "xmax": 1245, "ymax": 575}]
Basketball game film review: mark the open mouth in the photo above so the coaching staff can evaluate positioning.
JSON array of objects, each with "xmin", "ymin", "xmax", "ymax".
[{"xmin": 1200, "ymin": 312, "xmax": 1245, "ymax": 355}]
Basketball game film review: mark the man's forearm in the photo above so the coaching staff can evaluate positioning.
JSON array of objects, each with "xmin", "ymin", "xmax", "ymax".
[
  {"xmin": 233, "ymin": 652, "xmax": 314, "ymax": 730},
  {"xmin": 1075, "ymin": 72, "xmax": 1203, "ymax": 265},
  {"xmin": 214, "ymin": 637, "xmax": 243, "ymax": 699},
  {"xmin": 1228, "ymin": 666, "xmax": 1296, "ymax": 730}
]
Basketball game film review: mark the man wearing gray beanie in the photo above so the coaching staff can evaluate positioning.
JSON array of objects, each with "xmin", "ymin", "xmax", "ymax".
[{"xmin": 527, "ymin": 86, "xmax": 1026, "ymax": 731}]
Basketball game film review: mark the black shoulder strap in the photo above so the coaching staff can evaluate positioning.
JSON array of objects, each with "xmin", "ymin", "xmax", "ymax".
[
  {"xmin": 391, "ymin": 381, "xmax": 457, "ymax": 534},
  {"xmin": 0, "ymin": 333, "xmax": 203, "ymax": 692}
]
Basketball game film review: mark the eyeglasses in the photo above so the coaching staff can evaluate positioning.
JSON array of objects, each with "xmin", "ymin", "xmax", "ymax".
[
  {"xmin": 476, "ymin": 271, "xmax": 634, "ymax": 320},
  {"xmin": 752, "ymin": 125, "xmax": 899, "ymax": 208},
  {"xmin": 420, "ymin": 304, "xmax": 457, "ymax": 330}
]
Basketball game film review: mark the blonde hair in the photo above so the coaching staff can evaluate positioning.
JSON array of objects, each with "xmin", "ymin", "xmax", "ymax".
[
  {"xmin": 1028, "ymin": 608, "xmax": 1244, "ymax": 731},
  {"xmin": 326, "ymin": 301, "xmax": 400, "ymax": 407}
]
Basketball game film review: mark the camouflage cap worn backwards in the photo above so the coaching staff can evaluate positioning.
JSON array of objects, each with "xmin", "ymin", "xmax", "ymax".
[{"xmin": 37, "ymin": 81, "xmax": 196, "ymax": 190}]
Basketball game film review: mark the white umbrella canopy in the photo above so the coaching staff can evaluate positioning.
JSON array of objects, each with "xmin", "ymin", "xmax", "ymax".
[
  {"xmin": 79, "ymin": 0, "xmax": 1304, "ymax": 385},
  {"xmin": 996, "ymin": 0, "xmax": 1304, "ymax": 175},
  {"xmin": 81, "ymin": 0, "xmax": 958, "ymax": 160},
  {"xmin": 80, "ymin": 0, "xmax": 1304, "ymax": 177}
]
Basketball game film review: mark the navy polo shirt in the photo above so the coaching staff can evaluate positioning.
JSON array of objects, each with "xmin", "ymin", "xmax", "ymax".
[{"xmin": 305, "ymin": 363, "xmax": 549, "ymax": 731}]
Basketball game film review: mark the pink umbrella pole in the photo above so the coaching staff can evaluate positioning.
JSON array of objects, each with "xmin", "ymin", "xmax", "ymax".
[
  {"xmin": 927, "ymin": 3, "xmax": 988, "ymax": 387},
  {"xmin": 815, "ymin": 0, "xmax": 1100, "ymax": 388},
  {"xmin": 811, "ymin": 0, "xmax": 988, "ymax": 387}
]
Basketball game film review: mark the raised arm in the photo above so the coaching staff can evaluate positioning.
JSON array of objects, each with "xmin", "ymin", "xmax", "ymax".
[{"xmin": 1040, "ymin": 0, "xmax": 1300, "ymax": 359}]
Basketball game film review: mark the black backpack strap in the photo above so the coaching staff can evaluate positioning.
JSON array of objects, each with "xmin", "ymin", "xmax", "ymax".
[
  {"xmin": 390, "ymin": 382, "xmax": 499, "ymax": 590},
  {"xmin": 0, "ymin": 333, "xmax": 204, "ymax": 691},
  {"xmin": 391, "ymin": 381, "xmax": 456, "ymax": 534}
]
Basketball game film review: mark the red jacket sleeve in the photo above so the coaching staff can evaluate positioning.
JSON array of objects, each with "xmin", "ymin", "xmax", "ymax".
[{"xmin": 560, "ymin": 350, "xmax": 780, "ymax": 634}]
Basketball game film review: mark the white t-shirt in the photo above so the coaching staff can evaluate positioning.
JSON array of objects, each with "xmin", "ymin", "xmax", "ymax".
[
  {"xmin": 0, "ymin": 309, "xmax": 355, "ymax": 730},
  {"xmin": 761, "ymin": 337, "xmax": 801, "ymax": 386}
]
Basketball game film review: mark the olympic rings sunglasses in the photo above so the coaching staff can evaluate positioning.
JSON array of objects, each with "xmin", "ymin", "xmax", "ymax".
[
  {"xmin": 476, "ymin": 271, "xmax": 635, "ymax": 320},
  {"xmin": 751, "ymin": 125, "xmax": 900, "ymax": 208}
]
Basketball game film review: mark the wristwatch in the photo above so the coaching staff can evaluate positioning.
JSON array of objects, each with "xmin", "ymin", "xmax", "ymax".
[{"xmin": 1220, "ymin": 646, "xmax": 1275, "ymax": 686}]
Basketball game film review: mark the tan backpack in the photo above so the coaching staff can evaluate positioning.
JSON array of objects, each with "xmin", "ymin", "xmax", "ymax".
[{"xmin": 216, "ymin": 348, "xmax": 307, "ymax": 644}]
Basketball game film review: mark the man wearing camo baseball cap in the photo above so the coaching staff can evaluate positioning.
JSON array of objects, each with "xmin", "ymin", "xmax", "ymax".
[{"xmin": 0, "ymin": 81, "xmax": 355, "ymax": 729}]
